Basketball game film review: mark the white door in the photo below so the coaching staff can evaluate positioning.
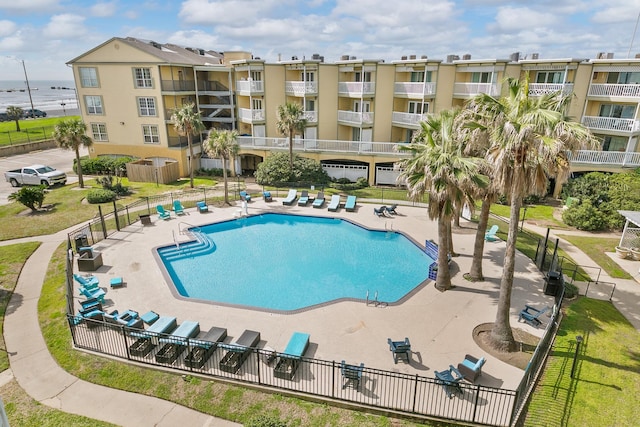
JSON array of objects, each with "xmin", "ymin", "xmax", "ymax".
[{"xmin": 254, "ymin": 125, "xmax": 266, "ymax": 146}]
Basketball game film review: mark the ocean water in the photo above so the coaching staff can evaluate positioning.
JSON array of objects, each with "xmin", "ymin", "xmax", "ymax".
[{"xmin": 0, "ymin": 80, "xmax": 78, "ymax": 112}]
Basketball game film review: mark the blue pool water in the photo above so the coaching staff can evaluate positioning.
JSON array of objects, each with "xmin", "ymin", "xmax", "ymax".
[{"xmin": 156, "ymin": 213, "xmax": 432, "ymax": 311}]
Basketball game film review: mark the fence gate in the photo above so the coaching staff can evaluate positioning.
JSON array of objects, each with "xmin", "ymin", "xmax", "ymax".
[{"xmin": 322, "ymin": 164, "xmax": 368, "ymax": 182}]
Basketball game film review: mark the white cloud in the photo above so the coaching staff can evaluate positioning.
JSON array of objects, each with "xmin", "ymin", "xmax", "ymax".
[
  {"xmin": 178, "ymin": 0, "xmax": 290, "ymax": 26},
  {"xmin": 168, "ymin": 30, "xmax": 219, "ymax": 49},
  {"xmin": 488, "ymin": 6, "xmax": 558, "ymax": 33},
  {"xmin": 91, "ymin": 1, "xmax": 117, "ymax": 17},
  {"xmin": 43, "ymin": 14, "xmax": 87, "ymax": 38},
  {"xmin": 0, "ymin": 20, "xmax": 17, "ymax": 36},
  {"xmin": 0, "ymin": 32, "xmax": 24, "ymax": 50},
  {"xmin": 124, "ymin": 10, "xmax": 138, "ymax": 19},
  {"xmin": 0, "ymin": 0, "xmax": 59, "ymax": 13}
]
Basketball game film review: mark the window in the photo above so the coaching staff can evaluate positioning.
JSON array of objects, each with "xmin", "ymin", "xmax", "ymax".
[
  {"xmin": 601, "ymin": 135, "xmax": 628, "ymax": 152},
  {"xmin": 408, "ymin": 101, "xmax": 428, "ymax": 114},
  {"xmin": 250, "ymin": 71, "xmax": 262, "ymax": 81},
  {"xmin": 305, "ymin": 99, "xmax": 315, "ymax": 112},
  {"xmin": 410, "ymin": 71, "xmax": 425, "ymax": 82},
  {"xmin": 536, "ymin": 71, "xmax": 565, "ymax": 84},
  {"xmin": 134, "ymin": 68, "xmax": 153, "ymax": 88},
  {"xmin": 84, "ymin": 95, "xmax": 103, "ymax": 114},
  {"xmin": 301, "ymin": 71, "xmax": 315, "ymax": 82},
  {"xmin": 607, "ymin": 72, "xmax": 640, "ymax": 84},
  {"xmin": 355, "ymin": 71, "xmax": 372, "ymax": 82},
  {"xmin": 79, "ymin": 67, "xmax": 99, "ymax": 87},
  {"xmin": 137, "ymin": 97, "xmax": 157, "ymax": 116},
  {"xmin": 471, "ymin": 72, "xmax": 492, "ymax": 83},
  {"xmin": 352, "ymin": 127, "xmax": 361, "ymax": 141},
  {"xmin": 142, "ymin": 125, "xmax": 160, "ymax": 144},
  {"xmin": 599, "ymin": 104, "xmax": 635, "ymax": 118},
  {"xmin": 252, "ymin": 98, "xmax": 263, "ymax": 110},
  {"xmin": 90, "ymin": 123, "xmax": 108, "ymax": 141}
]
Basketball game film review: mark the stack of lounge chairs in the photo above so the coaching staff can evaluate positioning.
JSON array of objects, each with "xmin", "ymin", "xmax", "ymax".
[{"xmin": 274, "ymin": 332, "xmax": 310, "ymax": 380}]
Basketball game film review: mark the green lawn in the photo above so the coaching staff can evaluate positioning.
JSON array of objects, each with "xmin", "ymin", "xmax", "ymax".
[
  {"xmin": 0, "ymin": 116, "xmax": 80, "ymax": 146},
  {"xmin": 556, "ymin": 235, "xmax": 633, "ymax": 280},
  {"xmin": 525, "ymin": 298, "xmax": 640, "ymax": 426},
  {"xmin": 490, "ymin": 202, "xmax": 567, "ymax": 229}
]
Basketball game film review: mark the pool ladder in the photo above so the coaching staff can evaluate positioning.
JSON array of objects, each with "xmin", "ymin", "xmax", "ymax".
[{"xmin": 173, "ymin": 222, "xmax": 203, "ymax": 251}]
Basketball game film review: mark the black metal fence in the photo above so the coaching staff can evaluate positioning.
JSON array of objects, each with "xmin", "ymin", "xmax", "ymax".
[{"xmin": 69, "ymin": 316, "xmax": 517, "ymax": 426}]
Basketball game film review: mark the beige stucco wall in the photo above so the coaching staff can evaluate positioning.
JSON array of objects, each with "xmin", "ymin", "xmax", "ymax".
[{"xmin": 373, "ymin": 64, "xmax": 395, "ymax": 142}]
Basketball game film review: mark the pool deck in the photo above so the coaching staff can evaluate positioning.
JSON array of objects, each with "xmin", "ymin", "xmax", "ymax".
[{"xmin": 79, "ymin": 198, "xmax": 554, "ymax": 391}]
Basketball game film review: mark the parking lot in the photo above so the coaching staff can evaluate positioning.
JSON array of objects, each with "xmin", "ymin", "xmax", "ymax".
[{"xmin": 0, "ymin": 147, "xmax": 86, "ymax": 205}]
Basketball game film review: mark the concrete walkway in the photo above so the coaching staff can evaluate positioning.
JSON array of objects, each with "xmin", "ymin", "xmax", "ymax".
[{"xmin": 2, "ymin": 198, "xmax": 639, "ymax": 427}]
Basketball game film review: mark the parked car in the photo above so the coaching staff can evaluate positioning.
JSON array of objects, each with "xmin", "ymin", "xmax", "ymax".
[
  {"xmin": 23, "ymin": 109, "xmax": 47, "ymax": 118},
  {"xmin": 0, "ymin": 112, "xmax": 10, "ymax": 122},
  {"xmin": 4, "ymin": 164, "xmax": 67, "ymax": 187}
]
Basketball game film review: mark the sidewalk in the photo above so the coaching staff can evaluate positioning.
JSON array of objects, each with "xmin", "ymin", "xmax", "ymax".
[{"xmin": 2, "ymin": 228, "xmax": 239, "ymax": 426}]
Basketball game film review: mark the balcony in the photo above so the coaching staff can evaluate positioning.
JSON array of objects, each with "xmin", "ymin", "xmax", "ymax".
[
  {"xmin": 568, "ymin": 150, "xmax": 640, "ymax": 168},
  {"xmin": 528, "ymin": 83, "xmax": 574, "ymax": 97},
  {"xmin": 237, "ymin": 136, "xmax": 405, "ymax": 156},
  {"xmin": 338, "ymin": 110, "xmax": 374, "ymax": 126},
  {"xmin": 238, "ymin": 108, "xmax": 265, "ymax": 123},
  {"xmin": 167, "ymin": 134, "xmax": 203, "ymax": 148},
  {"xmin": 161, "ymin": 80, "xmax": 196, "ymax": 92},
  {"xmin": 392, "ymin": 111, "xmax": 428, "ymax": 128},
  {"xmin": 197, "ymin": 80, "xmax": 230, "ymax": 94},
  {"xmin": 453, "ymin": 83, "xmax": 500, "ymax": 97},
  {"xmin": 581, "ymin": 116, "xmax": 640, "ymax": 133},
  {"xmin": 588, "ymin": 84, "xmax": 640, "ymax": 98},
  {"xmin": 236, "ymin": 80, "xmax": 264, "ymax": 95},
  {"xmin": 285, "ymin": 81, "xmax": 318, "ymax": 96},
  {"xmin": 303, "ymin": 111, "xmax": 318, "ymax": 123},
  {"xmin": 338, "ymin": 82, "xmax": 375, "ymax": 97},
  {"xmin": 394, "ymin": 82, "xmax": 437, "ymax": 98}
]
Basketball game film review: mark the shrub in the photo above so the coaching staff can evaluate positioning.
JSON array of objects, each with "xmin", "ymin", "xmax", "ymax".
[
  {"xmin": 78, "ymin": 156, "xmax": 136, "ymax": 176},
  {"xmin": 98, "ymin": 176, "xmax": 131, "ymax": 196},
  {"xmin": 329, "ymin": 176, "xmax": 370, "ymax": 191},
  {"xmin": 8, "ymin": 185, "xmax": 46, "ymax": 211},
  {"xmin": 562, "ymin": 199, "xmax": 608, "ymax": 231},
  {"xmin": 86, "ymin": 189, "xmax": 117, "ymax": 204},
  {"xmin": 564, "ymin": 282, "xmax": 579, "ymax": 299},
  {"xmin": 255, "ymin": 152, "xmax": 329, "ymax": 186},
  {"xmin": 245, "ymin": 414, "xmax": 288, "ymax": 427}
]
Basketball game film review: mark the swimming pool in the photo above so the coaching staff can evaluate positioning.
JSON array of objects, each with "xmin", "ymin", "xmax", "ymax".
[{"xmin": 156, "ymin": 213, "xmax": 433, "ymax": 312}]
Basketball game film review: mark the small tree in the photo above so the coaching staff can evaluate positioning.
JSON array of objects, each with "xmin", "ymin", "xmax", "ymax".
[
  {"xmin": 255, "ymin": 152, "xmax": 329, "ymax": 186},
  {"xmin": 8, "ymin": 186, "xmax": 46, "ymax": 211},
  {"xmin": 171, "ymin": 103, "xmax": 205, "ymax": 188},
  {"xmin": 53, "ymin": 118, "xmax": 93, "ymax": 188},
  {"xmin": 204, "ymin": 129, "xmax": 239, "ymax": 205},
  {"xmin": 276, "ymin": 102, "xmax": 307, "ymax": 171},
  {"xmin": 6, "ymin": 106, "xmax": 23, "ymax": 132}
]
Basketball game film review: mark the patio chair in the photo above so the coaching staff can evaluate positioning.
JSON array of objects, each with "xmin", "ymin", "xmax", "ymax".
[
  {"xmin": 274, "ymin": 332, "xmax": 310, "ymax": 380},
  {"xmin": 434, "ymin": 365, "xmax": 464, "ymax": 398},
  {"xmin": 73, "ymin": 273, "xmax": 99, "ymax": 288},
  {"xmin": 79, "ymin": 286, "xmax": 105, "ymax": 303},
  {"xmin": 129, "ymin": 316, "xmax": 178, "ymax": 357},
  {"xmin": 263, "ymin": 191, "xmax": 273, "ymax": 202},
  {"xmin": 312, "ymin": 192, "xmax": 325, "ymax": 208},
  {"xmin": 156, "ymin": 205, "xmax": 171, "ymax": 220},
  {"xmin": 341, "ymin": 360, "xmax": 365, "ymax": 390},
  {"xmin": 240, "ymin": 191, "xmax": 251, "ymax": 202},
  {"xmin": 327, "ymin": 195, "xmax": 341, "ymax": 212},
  {"xmin": 385, "ymin": 204, "xmax": 398, "ymax": 215},
  {"xmin": 196, "ymin": 201, "xmax": 209, "ymax": 213},
  {"xmin": 156, "ymin": 320, "xmax": 200, "ymax": 364},
  {"xmin": 345, "ymin": 195, "xmax": 357, "ymax": 212},
  {"xmin": 298, "ymin": 190, "xmax": 310, "ymax": 206},
  {"xmin": 173, "ymin": 200, "xmax": 186, "ymax": 215},
  {"xmin": 518, "ymin": 305, "xmax": 549, "ymax": 327},
  {"xmin": 219, "ymin": 329, "xmax": 261, "ymax": 373},
  {"xmin": 457, "ymin": 354, "xmax": 486, "ymax": 383},
  {"xmin": 185, "ymin": 326, "xmax": 228, "ymax": 369},
  {"xmin": 282, "ymin": 189, "xmax": 297, "ymax": 206},
  {"xmin": 485, "ymin": 225, "xmax": 499, "ymax": 242},
  {"xmin": 387, "ymin": 337, "xmax": 411, "ymax": 364},
  {"xmin": 374, "ymin": 206, "xmax": 386, "ymax": 217}
]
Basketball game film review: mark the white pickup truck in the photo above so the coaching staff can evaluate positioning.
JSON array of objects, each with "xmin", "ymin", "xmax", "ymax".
[{"xmin": 4, "ymin": 164, "xmax": 67, "ymax": 187}]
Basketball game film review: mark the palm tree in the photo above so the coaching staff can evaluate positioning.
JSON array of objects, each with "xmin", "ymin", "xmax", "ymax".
[
  {"xmin": 53, "ymin": 118, "xmax": 93, "ymax": 188},
  {"xmin": 204, "ymin": 129, "xmax": 239, "ymax": 205},
  {"xmin": 468, "ymin": 77, "xmax": 598, "ymax": 351},
  {"xmin": 398, "ymin": 109, "xmax": 487, "ymax": 291},
  {"xmin": 171, "ymin": 103, "xmax": 205, "ymax": 188},
  {"xmin": 7, "ymin": 106, "xmax": 23, "ymax": 132},
  {"xmin": 276, "ymin": 102, "xmax": 307, "ymax": 171}
]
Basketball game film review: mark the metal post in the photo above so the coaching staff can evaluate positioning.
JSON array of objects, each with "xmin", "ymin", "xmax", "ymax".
[
  {"xmin": 570, "ymin": 335, "xmax": 583, "ymax": 378},
  {"xmin": 20, "ymin": 59, "xmax": 36, "ymax": 113}
]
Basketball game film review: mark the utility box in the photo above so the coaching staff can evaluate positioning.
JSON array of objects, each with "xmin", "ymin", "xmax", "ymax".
[{"xmin": 544, "ymin": 271, "xmax": 563, "ymax": 296}]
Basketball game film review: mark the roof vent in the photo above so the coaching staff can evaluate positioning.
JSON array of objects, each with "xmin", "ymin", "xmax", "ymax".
[
  {"xmin": 421, "ymin": 55, "xmax": 428, "ymax": 59},
  {"xmin": 150, "ymin": 41, "xmax": 161, "ymax": 49},
  {"xmin": 597, "ymin": 52, "xmax": 607, "ymax": 59},
  {"xmin": 607, "ymin": 52, "xmax": 614, "ymax": 59},
  {"xmin": 350, "ymin": 56, "xmax": 356, "ymax": 60},
  {"xmin": 292, "ymin": 55, "xmax": 298, "ymax": 60},
  {"xmin": 341, "ymin": 55, "xmax": 350, "ymax": 60},
  {"xmin": 462, "ymin": 54, "xmax": 471, "ymax": 60},
  {"xmin": 509, "ymin": 52, "xmax": 520, "ymax": 62},
  {"xmin": 409, "ymin": 54, "xmax": 416, "ymax": 60},
  {"xmin": 312, "ymin": 53, "xmax": 320, "ymax": 60},
  {"xmin": 401, "ymin": 55, "xmax": 407, "ymax": 60},
  {"xmin": 319, "ymin": 56, "xmax": 324, "ymax": 63},
  {"xmin": 446, "ymin": 54, "xmax": 459, "ymax": 63},
  {"xmin": 531, "ymin": 53, "xmax": 539, "ymax": 60}
]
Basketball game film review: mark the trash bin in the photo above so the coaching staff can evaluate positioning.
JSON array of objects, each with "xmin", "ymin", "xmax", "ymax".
[
  {"xmin": 75, "ymin": 234, "xmax": 89, "ymax": 252},
  {"xmin": 544, "ymin": 271, "xmax": 563, "ymax": 296}
]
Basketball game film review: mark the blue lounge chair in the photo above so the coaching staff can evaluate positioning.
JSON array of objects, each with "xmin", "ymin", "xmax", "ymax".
[
  {"xmin": 73, "ymin": 273, "xmax": 99, "ymax": 288},
  {"xmin": 274, "ymin": 332, "xmax": 310, "ymax": 380},
  {"xmin": 388, "ymin": 337, "xmax": 411, "ymax": 364},
  {"xmin": 312, "ymin": 192, "xmax": 325, "ymax": 208},
  {"xmin": 518, "ymin": 305, "xmax": 549, "ymax": 327},
  {"xmin": 298, "ymin": 190, "xmax": 309, "ymax": 206},
  {"xmin": 282, "ymin": 189, "xmax": 297, "ymax": 205},
  {"xmin": 196, "ymin": 201, "xmax": 209, "ymax": 213},
  {"xmin": 263, "ymin": 191, "xmax": 273, "ymax": 202},
  {"xmin": 173, "ymin": 200, "xmax": 186, "ymax": 215},
  {"xmin": 457, "ymin": 354, "xmax": 486, "ymax": 383},
  {"xmin": 374, "ymin": 206, "xmax": 386, "ymax": 217},
  {"xmin": 103, "ymin": 309, "xmax": 143, "ymax": 329},
  {"xmin": 327, "ymin": 195, "xmax": 341, "ymax": 212},
  {"xmin": 80, "ymin": 288, "xmax": 105, "ymax": 305},
  {"xmin": 156, "ymin": 205, "xmax": 170, "ymax": 220},
  {"xmin": 219, "ymin": 329, "xmax": 261, "ymax": 373},
  {"xmin": 435, "ymin": 365, "xmax": 464, "ymax": 398},
  {"xmin": 345, "ymin": 195, "xmax": 357, "ymax": 212},
  {"xmin": 185, "ymin": 326, "xmax": 228, "ymax": 369},
  {"xmin": 156, "ymin": 320, "xmax": 201, "ymax": 364},
  {"xmin": 385, "ymin": 204, "xmax": 398, "ymax": 215},
  {"xmin": 240, "ymin": 191, "xmax": 251, "ymax": 202},
  {"xmin": 341, "ymin": 360, "xmax": 365, "ymax": 390},
  {"xmin": 485, "ymin": 225, "xmax": 499, "ymax": 242}
]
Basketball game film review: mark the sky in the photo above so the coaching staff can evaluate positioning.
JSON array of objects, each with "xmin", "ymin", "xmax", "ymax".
[{"xmin": 2, "ymin": 0, "xmax": 640, "ymax": 81}]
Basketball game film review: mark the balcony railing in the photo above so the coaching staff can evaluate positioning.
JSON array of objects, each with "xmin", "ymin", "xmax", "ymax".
[
  {"xmin": 237, "ymin": 136, "xmax": 405, "ymax": 156},
  {"xmin": 392, "ymin": 111, "xmax": 429, "ymax": 128},
  {"xmin": 236, "ymin": 80, "xmax": 264, "ymax": 94},
  {"xmin": 285, "ymin": 81, "xmax": 318, "ymax": 96},
  {"xmin": 394, "ymin": 82, "xmax": 437, "ymax": 97},
  {"xmin": 338, "ymin": 82, "xmax": 375, "ymax": 96},
  {"xmin": 238, "ymin": 108, "xmax": 265, "ymax": 123},
  {"xmin": 528, "ymin": 83, "xmax": 574, "ymax": 97},
  {"xmin": 197, "ymin": 80, "xmax": 230, "ymax": 93},
  {"xmin": 161, "ymin": 80, "xmax": 196, "ymax": 92},
  {"xmin": 588, "ymin": 83, "xmax": 640, "ymax": 98},
  {"xmin": 337, "ymin": 110, "xmax": 374, "ymax": 125},
  {"xmin": 303, "ymin": 111, "xmax": 318, "ymax": 123},
  {"xmin": 167, "ymin": 134, "xmax": 203, "ymax": 148},
  {"xmin": 453, "ymin": 82, "xmax": 500, "ymax": 97},
  {"xmin": 581, "ymin": 116, "xmax": 640, "ymax": 133},
  {"xmin": 568, "ymin": 150, "xmax": 640, "ymax": 167}
]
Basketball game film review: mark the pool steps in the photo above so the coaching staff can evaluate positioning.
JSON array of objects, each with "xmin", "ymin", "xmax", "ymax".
[{"xmin": 160, "ymin": 231, "xmax": 216, "ymax": 261}]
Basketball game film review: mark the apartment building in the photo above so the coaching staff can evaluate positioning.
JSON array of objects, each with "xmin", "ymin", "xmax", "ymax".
[{"xmin": 68, "ymin": 38, "xmax": 640, "ymax": 185}]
